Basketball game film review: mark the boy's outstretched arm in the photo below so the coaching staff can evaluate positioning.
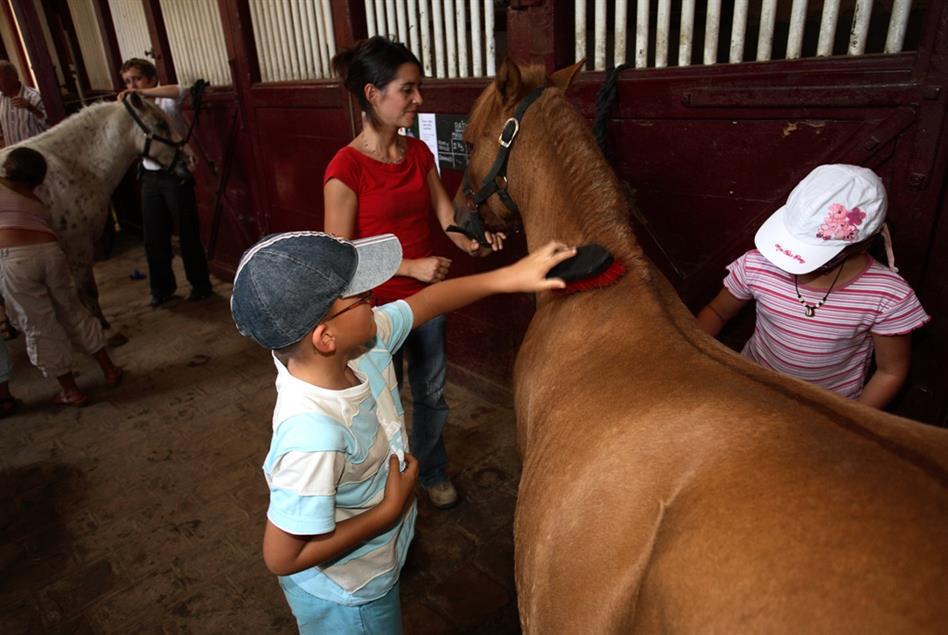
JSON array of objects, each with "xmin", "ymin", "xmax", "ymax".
[
  {"xmin": 262, "ymin": 454, "xmax": 418, "ymax": 576},
  {"xmin": 697, "ymin": 287, "xmax": 748, "ymax": 336},
  {"xmin": 405, "ymin": 241, "xmax": 576, "ymax": 329}
]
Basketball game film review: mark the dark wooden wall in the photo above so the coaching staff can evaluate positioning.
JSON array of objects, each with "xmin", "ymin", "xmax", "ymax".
[
  {"xmin": 21, "ymin": 1, "xmax": 946, "ymax": 422},
  {"xmin": 196, "ymin": 1, "xmax": 948, "ymax": 423}
]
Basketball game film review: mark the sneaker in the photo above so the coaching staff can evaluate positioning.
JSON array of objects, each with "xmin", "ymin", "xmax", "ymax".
[
  {"xmin": 149, "ymin": 292, "xmax": 174, "ymax": 308},
  {"xmin": 426, "ymin": 480, "xmax": 459, "ymax": 510},
  {"xmin": 187, "ymin": 287, "xmax": 213, "ymax": 302}
]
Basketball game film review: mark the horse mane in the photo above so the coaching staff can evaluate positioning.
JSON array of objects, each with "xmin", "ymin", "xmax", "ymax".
[
  {"xmin": 532, "ymin": 88, "xmax": 642, "ymax": 261},
  {"xmin": 467, "ymin": 65, "xmax": 643, "ymax": 264},
  {"xmin": 27, "ymin": 101, "xmax": 118, "ymax": 147}
]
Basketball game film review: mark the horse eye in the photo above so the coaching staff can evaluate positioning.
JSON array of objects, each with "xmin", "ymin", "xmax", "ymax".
[{"xmin": 465, "ymin": 142, "xmax": 475, "ymax": 152}]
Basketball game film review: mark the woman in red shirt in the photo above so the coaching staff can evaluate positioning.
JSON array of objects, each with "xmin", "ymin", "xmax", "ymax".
[{"xmin": 324, "ymin": 37, "xmax": 503, "ymax": 509}]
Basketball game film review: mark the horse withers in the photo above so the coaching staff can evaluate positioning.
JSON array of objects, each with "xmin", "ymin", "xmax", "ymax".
[
  {"xmin": 0, "ymin": 93, "xmax": 186, "ymax": 328},
  {"xmin": 453, "ymin": 60, "xmax": 948, "ymax": 633}
]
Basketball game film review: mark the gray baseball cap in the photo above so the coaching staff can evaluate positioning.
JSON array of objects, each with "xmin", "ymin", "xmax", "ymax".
[{"xmin": 230, "ymin": 231, "xmax": 402, "ymax": 349}]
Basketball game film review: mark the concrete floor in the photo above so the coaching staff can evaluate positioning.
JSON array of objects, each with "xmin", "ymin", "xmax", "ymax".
[{"xmin": 0, "ymin": 237, "xmax": 522, "ymax": 633}]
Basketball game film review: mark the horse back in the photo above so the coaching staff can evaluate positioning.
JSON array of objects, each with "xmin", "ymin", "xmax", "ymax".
[{"xmin": 511, "ymin": 273, "xmax": 948, "ymax": 633}]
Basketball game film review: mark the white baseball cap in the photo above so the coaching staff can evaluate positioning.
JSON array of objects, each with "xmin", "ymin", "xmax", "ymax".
[{"xmin": 754, "ymin": 164, "xmax": 888, "ymax": 274}]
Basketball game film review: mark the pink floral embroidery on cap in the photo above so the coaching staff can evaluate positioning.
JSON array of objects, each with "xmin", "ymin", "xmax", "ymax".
[{"xmin": 816, "ymin": 203, "xmax": 865, "ymax": 241}]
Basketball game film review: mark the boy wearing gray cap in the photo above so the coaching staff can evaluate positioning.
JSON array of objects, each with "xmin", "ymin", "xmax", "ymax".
[{"xmin": 231, "ymin": 231, "xmax": 574, "ymax": 633}]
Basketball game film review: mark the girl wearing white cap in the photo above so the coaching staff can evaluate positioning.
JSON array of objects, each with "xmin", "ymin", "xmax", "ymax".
[{"xmin": 697, "ymin": 164, "xmax": 929, "ymax": 409}]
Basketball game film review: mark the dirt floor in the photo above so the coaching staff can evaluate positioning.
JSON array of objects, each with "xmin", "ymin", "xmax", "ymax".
[{"xmin": 0, "ymin": 236, "xmax": 523, "ymax": 633}]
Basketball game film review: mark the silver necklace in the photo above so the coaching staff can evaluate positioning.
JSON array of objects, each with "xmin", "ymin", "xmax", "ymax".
[
  {"xmin": 793, "ymin": 264, "xmax": 844, "ymax": 317},
  {"xmin": 362, "ymin": 136, "xmax": 404, "ymax": 164}
]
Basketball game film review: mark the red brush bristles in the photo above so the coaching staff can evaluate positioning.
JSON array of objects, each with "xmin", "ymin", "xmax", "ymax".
[{"xmin": 555, "ymin": 260, "xmax": 627, "ymax": 295}]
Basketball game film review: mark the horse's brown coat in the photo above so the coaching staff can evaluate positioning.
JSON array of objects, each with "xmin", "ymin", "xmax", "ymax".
[{"xmin": 456, "ymin": 61, "xmax": 948, "ymax": 633}]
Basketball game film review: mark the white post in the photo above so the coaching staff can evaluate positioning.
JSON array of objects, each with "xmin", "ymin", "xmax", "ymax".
[
  {"xmin": 786, "ymin": 0, "xmax": 808, "ymax": 59},
  {"xmin": 614, "ymin": 0, "xmax": 628, "ymax": 67},
  {"xmin": 419, "ymin": 0, "xmax": 433, "ymax": 76},
  {"xmin": 456, "ymin": 0, "xmax": 468, "ymax": 77},
  {"xmin": 485, "ymin": 0, "xmax": 495, "ymax": 75},
  {"xmin": 703, "ymin": 0, "xmax": 721, "ymax": 65},
  {"xmin": 817, "ymin": 0, "xmax": 841, "ymax": 57},
  {"xmin": 445, "ymin": 0, "xmax": 457, "ymax": 78},
  {"xmin": 396, "ymin": 0, "xmax": 408, "ymax": 43},
  {"xmin": 656, "ymin": 0, "xmax": 671, "ymax": 68},
  {"xmin": 756, "ymin": 0, "xmax": 777, "ymax": 61},
  {"xmin": 594, "ymin": 0, "xmax": 607, "ymax": 70},
  {"xmin": 729, "ymin": 0, "xmax": 748, "ymax": 63},
  {"xmin": 885, "ymin": 0, "xmax": 913, "ymax": 54},
  {"xmin": 848, "ymin": 0, "xmax": 874, "ymax": 55},
  {"xmin": 471, "ymin": 0, "xmax": 482, "ymax": 76},
  {"xmin": 679, "ymin": 0, "xmax": 695, "ymax": 66},
  {"xmin": 575, "ymin": 0, "xmax": 587, "ymax": 65},
  {"xmin": 636, "ymin": 0, "xmax": 650, "ymax": 68},
  {"xmin": 433, "ymin": 0, "xmax": 445, "ymax": 77},
  {"xmin": 365, "ymin": 0, "xmax": 377, "ymax": 38}
]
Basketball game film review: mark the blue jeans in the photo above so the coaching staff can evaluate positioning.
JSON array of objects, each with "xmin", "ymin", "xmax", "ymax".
[
  {"xmin": 393, "ymin": 314, "xmax": 449, "ymax": 487},
  {"xmin": 280, "ymin": 578, "xmax": 402, "ymax": 634}
]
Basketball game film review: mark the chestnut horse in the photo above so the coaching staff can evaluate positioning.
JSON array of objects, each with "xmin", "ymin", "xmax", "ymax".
[{"xmin": 454, "ymin": 61, "xmax": 948, "ymax": 633}]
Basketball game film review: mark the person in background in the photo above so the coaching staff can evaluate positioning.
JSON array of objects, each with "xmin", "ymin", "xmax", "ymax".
[
  {"xmin": 0, "ymin": 147, "xmax": 123, "ymax": 406},
  {"xmin": 324, "ymin": 36, "xmax": 504, "ymax": 510},
  {"xmin": 697, "ymin": 164, "xmax": 929, "ymax": 410},
  {"xmin": 118, "ymin": 58, "xmax": 212, "ymax": 308},
  {"xmin": 0, "ymin": 60, "xmax": 48, "ymax": 338},
  {"xmin": 0, "ymin": 60, "xmax": 48, "ymax": 147}
]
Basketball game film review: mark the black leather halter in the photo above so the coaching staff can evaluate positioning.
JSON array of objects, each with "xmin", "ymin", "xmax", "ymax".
[
  {"xmin": 449, "ymin": 87, "xmax": 545, "ymax": 246},
  {"xmin": 122, "ymin": 80, "xmax": 207, "ymax": 172}
]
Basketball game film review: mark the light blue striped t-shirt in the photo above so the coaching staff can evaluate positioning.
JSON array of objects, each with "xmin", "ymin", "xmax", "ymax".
[{"xmin": 263, "ymin": 300, "xmax": 417, "ymax": 606}]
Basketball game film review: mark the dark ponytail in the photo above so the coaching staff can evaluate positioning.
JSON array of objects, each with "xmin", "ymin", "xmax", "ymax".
[
  {"xmin": 331, "ymin": 36, "xmax": 422, "ymax": 127},
  {"xmin": 3, "ymin": 147, "xmax": 47, "ymax": 187}
]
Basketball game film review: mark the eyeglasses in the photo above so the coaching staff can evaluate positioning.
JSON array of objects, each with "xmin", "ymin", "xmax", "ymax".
[{"xmin": 322, "ymin": 291, "xmax": 373, "ymax": 322}]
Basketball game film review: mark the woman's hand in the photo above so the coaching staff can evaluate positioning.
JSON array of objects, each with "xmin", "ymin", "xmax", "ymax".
[
  {"xmin": 445, "ymin": 228, "xmax": 507, "ymax": 257},
  {"xmin": 483, "ymin": 230, "xmax": 506, "ymax": 253},
  {"xmin": 407, "ymin": 256, "xmax": 452, "ymax": 283}
]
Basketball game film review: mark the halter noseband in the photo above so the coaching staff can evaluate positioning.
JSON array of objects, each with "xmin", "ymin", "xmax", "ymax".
[
  {"xmin": 122, "ymin": 80, "xmax": 207, "ymax": 172},
  {"xmin": 449, "ymin": 87, "xmax": 545, "ymax": 247}
]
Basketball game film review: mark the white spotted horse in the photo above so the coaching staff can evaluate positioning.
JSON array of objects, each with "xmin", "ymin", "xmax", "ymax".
[
  {"xmin": 453, "ymin": 60, "xmax": 948, "ymax": 633},
  {"xmin": 0, "ymin": 92, "xmax": 192, "ymax": 329}
]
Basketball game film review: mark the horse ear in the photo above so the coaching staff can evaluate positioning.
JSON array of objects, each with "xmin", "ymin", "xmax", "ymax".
[
  {"xmin": 550, "ymin": 60, "xmax": 585, "ymax": 92},
  {"xmin": 494, "ymin": 58, "xmax": 523, "ymax": 105}
]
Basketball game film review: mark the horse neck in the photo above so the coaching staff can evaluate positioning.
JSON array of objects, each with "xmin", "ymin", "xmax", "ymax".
[
  {"xmin": 508, "ymin": 95, "xmax": 641, "ymax": 264},
  {"xmin": 34, "ymin": 103, "xmax": 141, "ymax": 189}
]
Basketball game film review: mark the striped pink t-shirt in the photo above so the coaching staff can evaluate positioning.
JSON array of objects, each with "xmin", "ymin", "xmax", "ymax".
[{"xmin": 724, "ymin": 250, "xmax": 930, "ymax": 399}]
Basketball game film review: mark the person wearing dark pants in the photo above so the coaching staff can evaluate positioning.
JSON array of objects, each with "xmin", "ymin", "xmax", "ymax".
[
  {"xmin": 118, "ymin": 58, "xmax": 212, "ymax": 307},
  {"xmin": 140, "ymin": 170, "xmax": 211, "ymax": 305}
]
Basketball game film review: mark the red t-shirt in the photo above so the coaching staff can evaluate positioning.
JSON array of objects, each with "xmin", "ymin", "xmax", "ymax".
[{"xmin": 324, "ymin": 137, "xmax": 435, "ymax": 302}]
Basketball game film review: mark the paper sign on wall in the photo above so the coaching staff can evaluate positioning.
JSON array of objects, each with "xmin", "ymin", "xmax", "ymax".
[{"xmin": 406, "ymin": 113, "xmax": 469, "ymax": 173}]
